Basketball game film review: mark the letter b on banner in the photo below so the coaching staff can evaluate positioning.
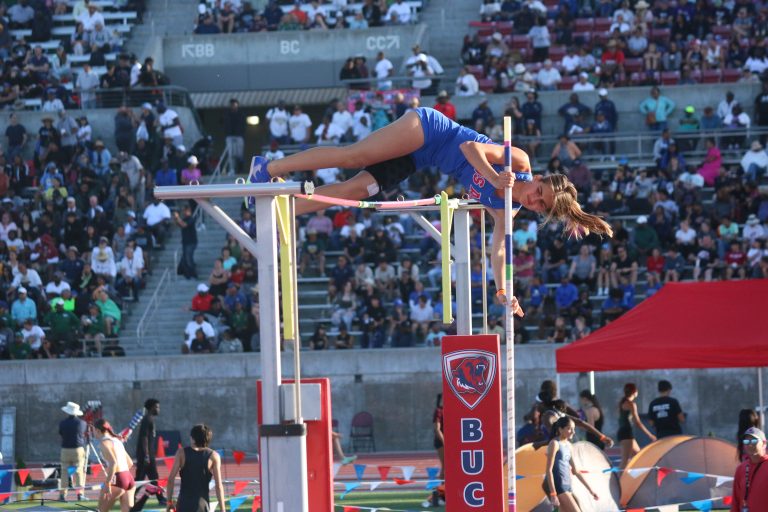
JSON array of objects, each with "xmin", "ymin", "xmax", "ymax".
[{"xmin": 442, "ymin": 335, "xmax": 505, "ymax": 511}]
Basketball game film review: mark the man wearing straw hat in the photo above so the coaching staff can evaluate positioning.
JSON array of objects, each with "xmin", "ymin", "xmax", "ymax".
[{"xmin": 59, "ymin": 401, "xmax": 87, "ymax": 501}]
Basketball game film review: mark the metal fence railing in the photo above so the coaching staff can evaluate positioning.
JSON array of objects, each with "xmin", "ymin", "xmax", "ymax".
[
  {"xmin": 135, "ymin": 267, "xmax": 170, "ymax": 354},
  {"xmin": 19, "ymin": 85, "xmax": 196, "ymax": 111}
]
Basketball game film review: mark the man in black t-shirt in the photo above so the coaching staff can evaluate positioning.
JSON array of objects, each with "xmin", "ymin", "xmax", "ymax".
[
  {"xmin": 132, "ymin": 398, "xmax": 166, "ymax": 509},
  {"xmin": 647, "ymin": 380, "xmax": 685, "ymax": 438},
  {"xmin": 173, "ymin": 205, "xmax": 197, "ymax": 279},
  {"xmin": 5, "ymin": 114, "xmax": 27, "ymax": 161}
]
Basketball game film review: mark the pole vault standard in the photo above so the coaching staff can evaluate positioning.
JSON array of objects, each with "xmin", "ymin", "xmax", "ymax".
[{"xmin": 155, "ymin": 181, "xmax": 312, "ymax": 512}]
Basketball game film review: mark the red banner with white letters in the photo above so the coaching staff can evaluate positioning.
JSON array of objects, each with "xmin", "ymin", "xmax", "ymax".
[{"xmin": 441, "ymin": 335, "xmax": 505, "ymax": 511}]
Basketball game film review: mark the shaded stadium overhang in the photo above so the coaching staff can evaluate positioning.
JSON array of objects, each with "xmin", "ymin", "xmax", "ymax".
[{"xmin": 189, "ymin": 87, "xmax": 348, "ymax": 109}]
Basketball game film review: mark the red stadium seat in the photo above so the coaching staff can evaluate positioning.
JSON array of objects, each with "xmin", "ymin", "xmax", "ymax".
[
  {"xmin": 478, "ymin": 78, "xmax": 497, "ymax": 92},
  {"xmin": 650, "ymin": 28, "xmax": 671, "ymax": 44},
  {"xmin": 691, "ymin": 69, "xmax": 702, "ymax": 82},
  {"xmin": 629, "ymin": 72, "xmax": 643, "ymax": 85},
  {"xmin": 722, "ymin": 68, "xmax": 740, "ymax": 82},
  {"xmin": 624, "ymin": 58, "xmax": 643, "ymax": 73},
  {"xmin": 511, "ymin": 35, "xmax": 531, "ymax": 49},
  {"xmin": 573, "ymin": 31, "xmax": 592, "ymax": 44},
  {"xmin": 549, "ymin": 45, "xmax": 566, "ymax": 61},
  {"xmin": 477, "ymin": 26, "xmax": 494, "ymax": 37},
  {"xmin": 574, "ymin": 18, "xmax": 593, "ymax": 32},
  {"xmin": 701, "ymin": 69, "xmax": 721, "ymax": 83},
  {"xmin": 467, "ymin": 64, "xmax": 485, "ymax": 80},
  {"xmin": 712, "ymin": 24, "xmax": 731, "ymax": 39},
  {"xmin": 594, "ymin": 17, "xmax": 612, "ymax": 32},
  {"xmin": 661, "ymin": 71, "xmax": 680, "ymax": 85},
  {"xmin": 559, "ymin": 76, "xmax": 578, "ymax": 90},
  {"xmin": 497, "ymin": 22, "xmax": 514, "ymax": 35}
]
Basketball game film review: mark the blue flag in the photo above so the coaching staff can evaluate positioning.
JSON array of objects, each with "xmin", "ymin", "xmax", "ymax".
[
  {"xmin": 691, "ymin": 499, "xmax": 713, "ymax": 511},
  {"xmin": 426, "ymin": 480, "xmax": 441, "ymax": 490},
  {"xmin": 353, "ymin": 464, "xmax": 366, "ymax": 481},
  {"xmin": 340, "ymin": 482, "xmax": 360, "ymax": 499},
  {"xmin": 67, "ymin": 466, "xmax": 77, "ymax": 475},
  {"xmin": 682, "ymin": 472, "xmax": 706, "ymax": 484},
  {"xmin": 228, "ymin": 496, "xmax": 248, "ymax": 512},
  {"xmin": 426, "ymin": 467, "xmax": 440, "ymax": 480}
]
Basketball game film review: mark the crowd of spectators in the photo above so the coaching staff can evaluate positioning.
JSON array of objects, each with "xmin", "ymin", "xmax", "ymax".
[
  {"xmin": 0, "ymin": 91, "xmax": 217, "ymax": 360},
  {"xmin": 462, "ymin": 0, "xmax": 768, "ymax": 93},
  {"xmin": 0, "ymin": 0, "xmax": 164, "ymax": 110},
  {"xmin": 193, "ymin": 0, "xmax": 420, "ymax": 34}
]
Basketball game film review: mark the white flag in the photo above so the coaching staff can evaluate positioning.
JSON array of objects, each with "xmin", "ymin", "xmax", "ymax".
[
  {"xmin": 333, "ymin": 463, "xmax": 342, "ymax": 477},
  {"xmin": 400, "ymin": 466, "xmax": 416, "ymax": 480},
  {"xmin": 715, "ymin": 476, "xmax": 733, "ymax": 487},
  {"xmin": 656, "ymin": 505, "xmax": 679, "ymax": 512},
  {"xmin": 369, "ymin": 481, "xmax": 381, "ymax": 491},
  {"xmin": 41, "ymin": 467, "xmax": 56, "ymax": 480},
  {"xmin": 628, "ymin": 468, "xmax": 651, "ymax": 478}
]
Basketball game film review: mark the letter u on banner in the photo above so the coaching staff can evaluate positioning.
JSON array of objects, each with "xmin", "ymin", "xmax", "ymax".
[{"xmin": 441, "ymin": 335, "xmax": 505, "ymax": 511}]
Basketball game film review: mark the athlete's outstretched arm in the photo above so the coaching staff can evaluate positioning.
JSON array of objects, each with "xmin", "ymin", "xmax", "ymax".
[{"xmin": 460, "ymin": 142, "xmax": 532, "ymax": 186}]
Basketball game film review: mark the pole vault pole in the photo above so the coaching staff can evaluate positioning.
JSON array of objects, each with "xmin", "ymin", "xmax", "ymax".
[{"xmin": 503, "ymin": 116, "xmax": 517, "ymax": 512}]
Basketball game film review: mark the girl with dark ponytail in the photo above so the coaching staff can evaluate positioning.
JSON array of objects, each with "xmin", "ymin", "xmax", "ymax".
[
  {"xmin": 166, "ymin": 424, "xmax": 226, "ymax": 512},
  {"xmin": 579, "ymin": 390, "xmax": 605, "ymax": 450},
  {"xmin": 93, "ymin": 418, "xmax": 135, "ymax": 512}
]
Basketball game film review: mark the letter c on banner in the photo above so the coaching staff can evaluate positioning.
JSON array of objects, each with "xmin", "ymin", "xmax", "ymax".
[
  {"xmin": 461, "ymin": 418, "xmax": 483, "ymax": 442},
  {"xmin": 463, "ymin": 482, "xmax": 485, "ymax": 507}
]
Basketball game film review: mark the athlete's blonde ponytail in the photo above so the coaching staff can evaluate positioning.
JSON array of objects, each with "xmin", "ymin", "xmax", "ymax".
[{"xmin": 542, "ymin": 174, "xmax": 613, "ymax": 239}]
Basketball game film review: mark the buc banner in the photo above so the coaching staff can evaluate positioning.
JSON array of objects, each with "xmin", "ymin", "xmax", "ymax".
[{"xmin": 441, "ymin": 335, "xmax": 505, "ymax": 511}]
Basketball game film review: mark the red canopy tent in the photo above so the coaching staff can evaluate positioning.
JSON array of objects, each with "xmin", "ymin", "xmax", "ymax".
[{"xmin": 556, "ymin": 280, "xmax": 768, "ymax": 419}]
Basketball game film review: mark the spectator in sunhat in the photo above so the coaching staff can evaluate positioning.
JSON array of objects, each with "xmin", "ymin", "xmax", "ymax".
[{"xmin": 59, "ymin": 401, "xmax": 87, "ymax": 501}]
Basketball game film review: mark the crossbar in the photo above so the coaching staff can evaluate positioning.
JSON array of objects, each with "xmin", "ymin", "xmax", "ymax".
[{"xmin": 153, "ymin": 181, "xmax": 311, "ymax": 200}]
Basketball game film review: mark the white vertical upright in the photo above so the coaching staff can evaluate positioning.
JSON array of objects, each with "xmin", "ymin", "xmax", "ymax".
[
  {"xmin": 454, "ymin": 209, "xmax": 473, "ymax": 335},
  {"xmin": 759, "ymin": 367, "xmax": 765, "ymax": 429},
  {"xmin": 503, "ymin": 116, "xmax": 516, "ymax": 512}
]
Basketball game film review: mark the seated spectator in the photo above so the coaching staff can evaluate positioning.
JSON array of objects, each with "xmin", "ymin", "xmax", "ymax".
[
  {"xmin": 697, "ymin": 137, "xmax": 723, "ymax": 186},
  {"xmin": 723, "ymin": 104, "xmax": 751, "ymax": 149},
  {"xmin": 554, "ymin": 276, "xmax": 578, "ymax": 311},
  {"xmin": 189, "ymin": 328, "xmax": 214, "ymax": 354},
  {"xmin": 536, "ymin": 59, "xmax": 562, "ymax": 91},
  {"xmin": 45, "ymin": 298, "xmax": 80, "ymax": 356},
  {"xmin": 725, "ymin": 241, "xmax": 747, "ymax": 280},
  {"xmin": 335, "ymin": 324, "xmax": 354, "ymax": 349},
  {"xmin": 386, "ymin": 0, "xmax": 412, "ymax": 24},
  {"xmin": 693, "ymin": 234, "xmax": 721, "ymax": 281},
  {"xmin": 93, "ymin": 287, "xmax": 121, "ymax": 337},
  {"xmin": 218, "ymin": 328, "xmax": 244, "ymax": 353},
  {"xmin": 183, "ymin": 312, "xmax": 215, "ymax": 353},
  {"xmin": 455, "ymin": 67, "xmax": 479, "ymax": 97},
  {"xmin": 424, "ymin": 322, "xmax": 447, "ymax": 347},
  {"xmin": 568, "ymin": 245, "xmax": 596, "ymax": 289},
  {"xmin": 116, "ymin": 246, "xmax": 144, "ymax": 301},
  {"xmin": 91, "ymin": 236, "xmax": 117, "ymax": 282},
  {"xmin": 309, "ymin": 325, "xmax": 329, "ymax": 350},
  {"xmin": 195, "ymin": 13, "xmax": 221, "ymax": 34},
  {"xmin": 743, "ymin": 215, "xmax": 766, "ymax": 244},
  {"xmin": 627, "ymin": 26, "xmax": 648, "ymax": 57},
  {"xmin": 12, "ymin": 262, "xmax": 43, "ymax": 297},
  {"xmin": 601, "ymin": 287, "xmax": 626, "ymax": 324},
  {"xmin": 143, "ymin": 196, "xmax": 172, "ymax": 248},
  {"xmin": 610, "ymin": 245, "xmax": 638, "ymax": 288},
  {"xmin": 300, "ymin": 229, "xmax": 326, "ymax": 277},
  {"xmin": 9, "ymin": 0, "xmax": 35, "ymax": 29},
  {"xmin": 550, "ymin": 134, "xmax": 581, "ymax": 168},
  {"xmin": 410, "ymin": 294, "xmax": 434, "ymax": 342},
  {"xmin": 547, "ymin": 316, "xmax": 569, "ymax": 343},
  {"xmin": 21, "ymin": 317, "xmax": 46, "ymax": 356},
  {"xmin": 572, "ymin": 71, "xmax": 594, "ymax": 91}
]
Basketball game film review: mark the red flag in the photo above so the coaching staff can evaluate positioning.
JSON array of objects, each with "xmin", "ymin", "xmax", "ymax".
[
  {"xmin": 377, "ymin": 466, "xmax": 390, "ymax": 481},
  {"xmin": 250, "ymin": 496, "xmax": 261, "ymax": 512},
  {"xmin": 723, "ymin": 496, "xmax": 733, "ymax": 505},
  {"xmin": 0, "ymin": 494, "xmax": 10, "ymax": 503},
  {"xmin": 233, "ymin": 481, "xmax": 249, "ymax": 495},
  {"xmin": 393, "ymin": 478, "xmax": 414, "ymax": 485},
  {"xmin": 157, "ymin": 479, "xmax": 168, "ymax": 488},
  {"xmin": 91, "ymin": 464, "xmax": 102, "ymax": 478},
  {"xmin": 342, "ymin": 507, "xmax": 360, "ymax": 512},
  {"xmin": 164, "ymin": 457, "xmax": 175, "ymax": 472},
  {"xmin": 156, "ymin": 436, "xmax": 166, "ymax": 459},
  {"xmin": 657, "ymin": 467, "xmax": 673, "ymax": 486},
  {"xmin": 17, "ymin": 469, "xmax": 30, "ymax": 485},
  {"xmin": 232, "ymin": 450, "xmax": 246, "ymax": 466},
  {"xmin": 627, "ymin": 509, "xmax": 644, "ymax": 512}
]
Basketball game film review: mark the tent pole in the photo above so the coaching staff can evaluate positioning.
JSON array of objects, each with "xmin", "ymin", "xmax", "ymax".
[
  {"xmin": 589, "ymin": 371, "xmax": 595, "ymax": 395},
  {"xmin": 757, "ymin": 368, "xmax": 765, "ymax": 428}
]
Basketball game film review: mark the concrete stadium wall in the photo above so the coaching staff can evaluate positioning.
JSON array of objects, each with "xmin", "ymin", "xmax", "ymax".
[
  {"xmin": 1, "ymin": 107, "xmax": 203, "ymax": 161},
  {"xmin": 3, "ymin": 346, "xmax": 762, "ymax": 462},
  {"xmin": 162, "ymin": 25, "xmax": 429, "ymax": 91},
  {"xmin": 428, "ymin": 82, "xmax": 765, "ymax": 137}
]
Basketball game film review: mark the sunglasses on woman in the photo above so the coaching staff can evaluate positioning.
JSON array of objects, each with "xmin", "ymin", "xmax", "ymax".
[{"xmin": 742, "ymin": 438, "xmax": 761, "ymax": 445}]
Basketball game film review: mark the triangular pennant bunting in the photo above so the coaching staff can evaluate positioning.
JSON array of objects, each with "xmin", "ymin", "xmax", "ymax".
[
  {"xmin": 515, "ymin": 475, "xmax": 524, "ymax": 480},
  {"xmin": 656, "ymin": 505, "xmax": 680, "ymax": 512},
  {"xmin": 628, "ymin": 468, "xmax": 651, "ymax": 478},
  {"xmin": 17, "ymin": 469, "xmax": 30, "ymax": 485},
  {"xmin": 228, "ymin": 496, "xmax": 248, "ymax": 512},
  {"xmin": 681, "ymin": 472, "xmax": 706, "ymax": 484},
  {"xmin": 342, "ymin": 507, "xmax": 360, "ymax": 512},
  {"xmin": 41, "ymin": 468, "xmax": 56, "ymax": 480},
  {"xmin": 690, "ymin": 499, "xmax": 713, "ymax": 512},
  {"xmin": 603, "ymin": 467, "xmax": 621, "ymax": 473},
  {"xmin": 354, "ymin": 464, "xmax": 366, "ymax": 481},
  {"xmin": 67, "ymin": 466, "xmax": 77, "ymax": 476},
  {"xmin": 341, "ymin": 482, "xmax": 360, "ymax": 499},
  {"xmin": 426, "ymin": 480, "xmax": 441, "ymax": 490},
  {"xmin": 210, "ymin": 501, "xmax": 219, "ymax": 512},
  {"xmin": 233, "ymin": 450, "xmax": 246, "ymax": 465},
  {"xmin": 426, "ymin": 467, "xmax": 440, "ymax": 480},
  {"xmin": 377, "ymin": 466, "xmax": 390, "ymax": 481},
  {"xmin": 0, "ymin": 471, "xmax": 6, "ymax": 480},
  {"xmin": 368, "ymin": 481, "xmax": 381, "ymax": 492},
  {"xmin": 91, "ymin": 464, "xmax": 102, "ymax": 478},
  {"xmin": 0, "ymin": 494, "xmax": 10, "ymax": 504},
  {"xmin": 157, "ymin": 479, "xmax": 168, "ymax": 488},
  {"xmin": 333, "ymin": 463, "xmax": 342, "ymax": 477},
  {"xmin": 233, "ymin": 481, "xmax": 249, "ymax": 495},
  {"xmin": 164, "ymin": 458, "xmax": 175, "ymax": 472},
  {"xmin": 393, "ymin": 478, "xmax": 414, "ymax": 485},
  {"xmin": 657, "ymin": 467, "xmax": 673, "ymax": 486},
  {"xmin": 251, "ymin": 496, "xmax": 261, "ymax": 512},
  {"xmin": 715, "ymin": 476, "xmax": 733, "ymax": 487},
  {"xmin": 156, "ymin": 436, "xmax": 166, "ymax": 459},
  {"xmin": 399, "ymin": 466, "xmax": 415, "ymax": 480},
  {"xmin": 626, "ymin": 509, "xmax": 644, "ymax": 512},
  {"xmin": 722, "ymin": 496, "xmax": 733, "ymax": 505}
]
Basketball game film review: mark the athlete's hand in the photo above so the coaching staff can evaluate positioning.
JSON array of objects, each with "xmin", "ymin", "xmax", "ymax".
[
  {"xmin": 591, "ymin": 490, "xmax": 599, "ymax": 500},
  {"xmin": 496, "ymin": 292, "xmax": 524, "ymax": 317},
  {"xmin": 604, "ymin": 436, "xmax": 615, "ymax": 448},
  {"xmin": 550, "ymin": 495, "xmax": 560, "ymax": 507},
  {"xmin": 493, "ymin": 171, "xmax": 515, "ymax": 189}
]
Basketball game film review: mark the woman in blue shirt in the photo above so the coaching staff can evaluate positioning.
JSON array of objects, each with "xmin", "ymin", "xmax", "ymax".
[{"xmin": 249, "ymin": 107, "xmax": 612, "ymax": 309}]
